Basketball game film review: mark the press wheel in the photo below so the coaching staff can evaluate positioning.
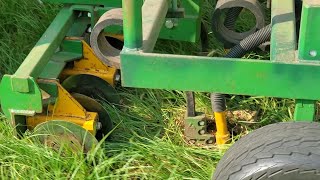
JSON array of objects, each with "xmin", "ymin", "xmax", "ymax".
[
  {"xmin": 33, "ymin": 120, "xmax": 98, "ymax": 154},
  {"xmin": 61, "ymin": 74, "xmax": 120, "ymax": 105},
  {"xmin": 72, "ymin": 93, "xmax": 113, "ymax": 140}
]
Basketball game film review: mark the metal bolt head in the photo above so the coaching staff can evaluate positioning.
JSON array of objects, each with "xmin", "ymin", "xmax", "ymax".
[
  {"xmin": 96, "ymin": 122, "xmax": 102, "ymax": 130},
  {"xmin": 199, "ymin": 129, "xmax": 206, "ymax": 135},
  {"xmin": 310, "ymin": 50, "xmax": 317, "ymax": 57},
  {"xmin": 198, "ymin": 121, "xmax": 205, "ymax": 126},
  {"xmin": 165, "ymin": 20, "xmax": 175, "ymax": 29},
  {"xmin": 87, "ymin": 27, "xmax": 92, "ymax": 33},
  {"xmin": 206, "ymin": 139, "xmax": 214, "ymax": 144},
  {"xmin": 115, "ymin": 74, "xmax": 121, "ymax": 82}
]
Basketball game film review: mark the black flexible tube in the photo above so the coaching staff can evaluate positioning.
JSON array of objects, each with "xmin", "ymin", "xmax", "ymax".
[
  {"xmin": 211, "ymin": 24, "xmax": 272, "ymax": 112},
  {"xmin": 225, "ymin": 24, "xmax": 271, "ymax": 58},
  {"xmin": 224, "ymin": 7, "xmax": 243, "ymax": 30}
]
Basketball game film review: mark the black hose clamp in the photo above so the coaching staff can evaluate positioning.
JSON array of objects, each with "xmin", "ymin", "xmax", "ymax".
[{"xmin": 212, "ymin": 0, "xmax": 265, "ymax": 48}]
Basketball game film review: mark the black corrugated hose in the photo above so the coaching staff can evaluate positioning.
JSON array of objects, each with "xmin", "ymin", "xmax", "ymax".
[
  {"xmin": 211, "ymin": 24, "xmax": 272, "ymax": 112},
  {"xmin": 224, "ymin": 7, "xmax": 243, "ymax": 30}
]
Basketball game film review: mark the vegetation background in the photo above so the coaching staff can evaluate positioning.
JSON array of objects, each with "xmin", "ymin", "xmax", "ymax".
[{"xmin": 0, "ymin": 0, "xmax": 297, "ymax": 179}]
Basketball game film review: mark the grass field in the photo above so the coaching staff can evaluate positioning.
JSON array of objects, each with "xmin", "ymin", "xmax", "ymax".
[{"xmin": 0, "ymin": 0, "xmax": 296, "ymax": 179}]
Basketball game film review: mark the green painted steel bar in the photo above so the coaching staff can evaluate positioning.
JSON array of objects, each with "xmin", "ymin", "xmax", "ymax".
[
  {"xmin": 41, "ymin": 0, "xmax": 122, "ymax": 7},
  {"xmin": 270, "ymin": 0, "xmax": 296, "ymax": 62},
  {"xmin": 160, "ymin": 0, "xmax": 201, "ymax": 42},
  {"xmin": 294, "ymin": 100, "xmax": 316, "ymax": 121},
  {"xmin": 172, "ymin": 0, "xmax": 178, "ymax": 10},
  {"xmin": 121, "ymin": 52, "xmax": 320, "ymax": 100},
  {"xmin": 39, "ymin": 40, "xmax": 83, "ymax": 79},
  {"xmin": 122, "ymin": 0, "xmax": 143, "ymax": 49},
  {"xmin": 298, "ymin": 0, "xmax": 320, "ymax": 60},
  {"xmin": 13, "ymin": 7, "xmax": 77, "ymax": 80},
  {"xmin": 293, "ymin": 0, "xmax": 320, "ymax": 121}
]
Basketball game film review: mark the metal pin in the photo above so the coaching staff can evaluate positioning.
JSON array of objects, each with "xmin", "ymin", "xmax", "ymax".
[{"xmin": 310, "ymin": 50, "xmax": 317, "ymax": 57}]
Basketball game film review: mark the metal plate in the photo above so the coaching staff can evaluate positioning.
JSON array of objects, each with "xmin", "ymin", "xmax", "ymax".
[
  {"xmin": 61, "ymin": 74, "xmax": 120, "ymax": 105},
  {"xmin": 184, "ymin": 113, "xmax": 216, "ymax": 146},
  {"xmin": 33, "ymin": 120, "xmax": 98, "ymax": 153},
  {"xmin": 72, "ymin": 93, "xmax": 113, "ymax": 140}
]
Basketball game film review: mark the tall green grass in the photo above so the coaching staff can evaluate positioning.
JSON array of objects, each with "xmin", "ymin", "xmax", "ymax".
[
  {"xmin": 0, "ymin": 0, "xmax": 60, "ymax": 75},
  {"xmin": 0, "ymin": 0, "xmax": 294, "ymax": 179}
]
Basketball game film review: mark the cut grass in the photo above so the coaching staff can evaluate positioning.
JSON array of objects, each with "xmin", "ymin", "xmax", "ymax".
[{"xmin": 0, "ymin": 0, "xmax": 296, "ymax": 179}]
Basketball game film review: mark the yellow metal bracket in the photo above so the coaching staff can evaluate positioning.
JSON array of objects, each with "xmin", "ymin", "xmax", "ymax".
[
  {"xmin": 60, "ymin": 40, "xmax": 117, "ymax": 86},
  {"xmin": 27, "ymin": 79, "xmax": 98, "ymax": 134}
]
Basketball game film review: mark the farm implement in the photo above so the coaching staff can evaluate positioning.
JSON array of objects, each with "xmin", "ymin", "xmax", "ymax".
[{"xmin": 1, "ymin": 0, "xmax": 320, "ymax": 179}]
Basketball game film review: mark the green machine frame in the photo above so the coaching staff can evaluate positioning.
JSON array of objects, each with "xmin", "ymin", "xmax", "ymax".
[
  {"xmin": 120, "ymin": 0, "xmax": 320, "ymax": 121},
  {"xmin": 0, "ymin": 0, "xmax": 319, "ymax": 136}
]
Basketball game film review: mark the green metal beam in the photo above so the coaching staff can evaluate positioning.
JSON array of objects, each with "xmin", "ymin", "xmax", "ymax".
[
  {"xmin": 298, "ymin": 0, "xmax": 320, "ymax": 60},
  {"xmin": 122, "ymin": 0, "xmax": 143, "ymax": 49},
  {"xmin": 293, "ymin": 0, "xmax": 320, "ymax": 121},
  {"xmin": 39, "ymin": 40, "xmax": 83, "ymax": 79},
  {"xmin": 159, "ymin": 0, "xmax": 202, "ymax": 42},
  {"xmin": 13, "ymin": 7, "xmax": 77, "ymax": 82},
  {"xmin": 271, "ymin": 0, "xmax": 296, "ymax": 62},
  {"xmin": 0, "ymin": 76, "xmax": 42, "ymax": 120},
  {"xmin": 0, "ymin": 7, "xmax": 80, "ymax": 123},
  {"xmin": 120, "ymin": 52, "xmax": 320, "ymax": 100},
  {"xmin": 41, "ymin": 0, "xmax": 122, "ymax": 7},
  {"xmin": 294, "ymin": 100, "xmax": 315, "ymax": 121}
]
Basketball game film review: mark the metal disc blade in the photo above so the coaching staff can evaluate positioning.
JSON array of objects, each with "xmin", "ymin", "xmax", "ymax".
[
  {"xmin": 33, "ymin": 120, "xmax": 98, "ymax": 153},
  {"xmin": 62, "ymin": 74, "xmax": 120, "ymax": 105},
  {"xmin": 72, "ymin": 93, "xmax": 113, "ymax": 140}
]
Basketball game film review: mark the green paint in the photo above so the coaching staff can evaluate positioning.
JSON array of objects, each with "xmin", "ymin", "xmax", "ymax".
[
  {"xmin": 66, "ymin": 16, "xmax": 90, "ymax": 37},
  {"xmin": 160, "ymin": 0, "xmax": 202, "ymax": 42},
  {"xmin": 4, "ymin": 0, "xmax": 320, "ymax": 130},
  {"xmin": 39, "ymin": 40, "xmax": 83, "ymax": 79},
  {"xmin": 0, "ymin": 76, "xmax": 42, "ymax": 120},
  {"xmin": 159, "ymin": 17, "xmax": 200, "ymax": 42},
  {"xmin": 38, "ymin": 83, "xmax": 58, "ymax": 107},
  {"xmin": 45, "ymin": 0, "xmax": 201, "ymax": 43},
  {"xmin": 39, "ymin": 61, "xmax": 67, "ymax": 79},
  {"xmin": 13, "ymin": 7, "xmax": 76, "ymax": 81},
  {"xmin": 11, "ymin": 77, "xmax": 29, "ymax": 93},
  {"xmin": 121, "ymin": 51, "xmax": 320, "ymax": 100},
  {"xmin": 122, "ymin": 0, "xmax": 143, "ymax": 49},
  {"xmin": 172, "ymin": 0, "xmax": 178, "ymax": 11},
  {"xmin": 298, "ymin": 0, "xmax": 320, "ymax": 60},
  {"xmin": 41, "ymin": 0, "xmax": 122, "ymax": 7},
  {"xmin": 38, "ymin": 81, "xmax": 58, "ymax": 99},
  {"xmin": 61, "ymin": 40, "xmax": 83, "ymax": 55},
  {"xmin": 294, "ymin": 1, "xmax": 320, "ymax": 121},
  {"xmin": 294, "ymin": 100, "xmax": 316, "ymax": 121},
  {"xmin": 271, "ymin": 0, "xmax": 296, "ymax": 62}
]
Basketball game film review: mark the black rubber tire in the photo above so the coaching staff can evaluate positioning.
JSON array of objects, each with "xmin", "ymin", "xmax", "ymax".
[{"xmin": 213, "ymin": 122, "xmax": 320, "ymax": 180}]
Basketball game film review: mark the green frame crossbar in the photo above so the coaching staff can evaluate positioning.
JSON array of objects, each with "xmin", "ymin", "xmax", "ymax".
[
  {"xmin": 120, "ymin": 0, "xmax": 320, "ymax": 121},
  {"xmin": 0, "ymin": 0, "xmax": 319, "ymax": 126}
]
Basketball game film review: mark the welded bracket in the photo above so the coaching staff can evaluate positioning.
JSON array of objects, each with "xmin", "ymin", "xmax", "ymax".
[
  {"xmin": 293, "ymin": 0, "xmax": 320, "ymax": 121},
  {"xmin": 294, "ymin": 100, "xmax": 316, "ymax": 121},
  {"xmin": 184, "ymin": 113, "xmax": 216, "ymax": 146},
  {"xmin": 184, "ymin": 92, "xmax": 215, "ymax": 146}
]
